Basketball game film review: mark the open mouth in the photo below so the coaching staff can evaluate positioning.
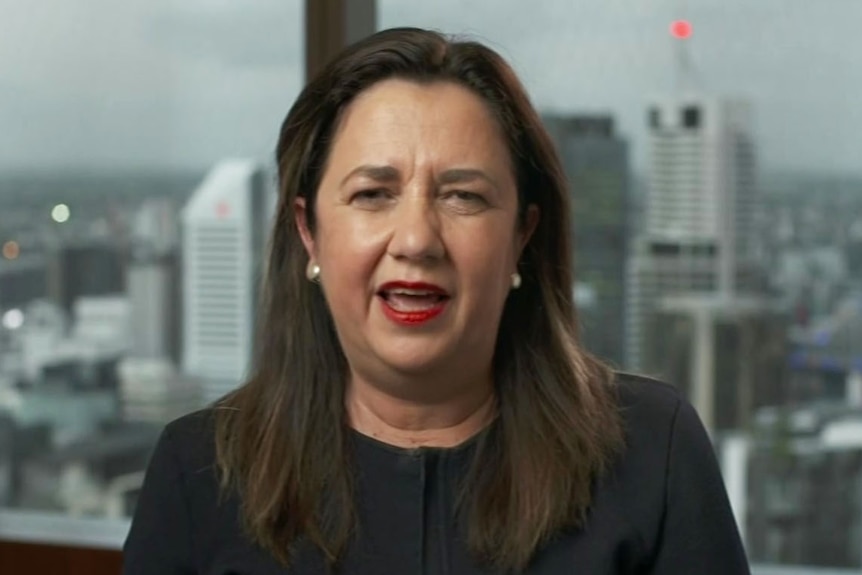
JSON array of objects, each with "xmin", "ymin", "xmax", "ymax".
[{"xmin": 377, "ymin": 289, "xmax": 450, "ymax": 312}]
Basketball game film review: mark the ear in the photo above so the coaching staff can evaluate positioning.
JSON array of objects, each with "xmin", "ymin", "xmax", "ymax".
[
  {"xmin": 294, "ymin": 197, "xmax": 317, "ymax": 259},
  {"xmin": 516, "ymin": 204, "xmax": 540, "ymax": 262}
]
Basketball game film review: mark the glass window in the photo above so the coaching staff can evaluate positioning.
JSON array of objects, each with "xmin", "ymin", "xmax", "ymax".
[
  {"xmin": 683, "ymin": 105, "xmax": 701, "ymax": 129},
  {"xmin": 0, "ymin": 0, "xmax": 301, "ymax": 545},
  {"xmin": 3, "ymin": 2, "xmax": 862, "ymax": 573}
]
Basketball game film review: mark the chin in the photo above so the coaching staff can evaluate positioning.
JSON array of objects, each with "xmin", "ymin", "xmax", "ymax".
[
  {"xmin": 377, "ymin": 346, "xmax": 451, "ymax": 376},
  {"xmin": 384, "ymin": 355, "xmax": 445, "ymax": 375}
]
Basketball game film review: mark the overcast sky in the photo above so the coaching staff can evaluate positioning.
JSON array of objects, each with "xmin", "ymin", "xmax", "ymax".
[{"xmin": 1, "ymin": 0, "xmax": 860, "ymax": 176}]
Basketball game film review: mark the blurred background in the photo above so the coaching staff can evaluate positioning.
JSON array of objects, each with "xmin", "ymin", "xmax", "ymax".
[{"xmin": 1, "ymin": 0, "xmax": 861, "ymax": 572}]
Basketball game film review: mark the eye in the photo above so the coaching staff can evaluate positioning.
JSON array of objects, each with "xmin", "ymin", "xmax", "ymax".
[
  {"xmin": 443, "ymin": 190, "xmax": 488, "ymax": 212},
  {"xmin": 446, "ymin": 190, "xmax": 486, "ymax": 202},
  {"xmin": 453, "ymin": 191, "xmax": 482, "ymax": 201},
  {"xmin": 351, "ymin": 189, "xmax": 391, "ymax": 205}
]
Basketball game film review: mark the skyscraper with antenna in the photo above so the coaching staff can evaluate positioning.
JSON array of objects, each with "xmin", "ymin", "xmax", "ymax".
[{"xmin": 625, "ymin": 17, "xmax": 766, "ymax": 433}]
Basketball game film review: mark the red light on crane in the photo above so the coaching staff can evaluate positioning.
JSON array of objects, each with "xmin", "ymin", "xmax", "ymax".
[{"xmin": 670, "ymin": 20, "xmax": 692, "ymax": 39}]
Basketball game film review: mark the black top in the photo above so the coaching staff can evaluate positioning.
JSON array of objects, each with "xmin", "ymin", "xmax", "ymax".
[{"xmin": 123, "ymin": 373, "xmax": 750, "ymax": 574}]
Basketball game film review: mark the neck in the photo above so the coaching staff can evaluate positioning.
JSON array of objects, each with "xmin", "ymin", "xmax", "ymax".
[{"xmin": 345, "ymin": 374, "xmax": 497, "ymax": 449}]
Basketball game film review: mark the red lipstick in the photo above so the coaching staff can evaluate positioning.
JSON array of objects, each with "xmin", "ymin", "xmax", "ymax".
[{"xmin": 377, "ymin": 281, "xmax": 450, "ymax": 326}]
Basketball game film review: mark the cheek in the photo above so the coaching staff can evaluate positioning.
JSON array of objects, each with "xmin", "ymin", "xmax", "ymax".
[
  {"xmin": 318, "ymin": 221, "xmax": 382, "ymax": 304},
  {"xmin": 455, "ymin": 233, "xmax": 513, "ymax": 303}
]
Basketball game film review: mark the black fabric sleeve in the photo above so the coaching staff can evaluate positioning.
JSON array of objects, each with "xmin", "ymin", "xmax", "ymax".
[
  {"xmin": 648, "ymin": 398, "xmax": 751, "ymax": 574},
  {"xmin": 123, "ymin": 427, "xmax": 196, "ymax": 575}
]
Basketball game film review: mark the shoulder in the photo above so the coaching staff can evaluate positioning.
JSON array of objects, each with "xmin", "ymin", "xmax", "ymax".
[
  {"xmin": 598, "ymin": 371, "xmax": 720, "ymax": 521},
  {"xmin": 600, "ymin": 372, "xmax": 688, "ymax": 507},
  {"xmin": 611, "ymin": 371, "xmax": 710, "ymax": 456},
  {"xmin": 606, "ymin": 374, "xmax": 749, "ymax": 570},
  {"xmin": 612, "ymin": 371, "xmax": 684, "ymax": 431},
  {"xmin": 586, "ymin": 373, "xmax": 694, "ymax": 544},
  {"xmin": 153, "ymin": 409, "xmax": 228, "ymax": 535},
  {"xmin": 155, "ymin": 408, "xmax": 220, "ymax": 487},
  {"xmin": 611, "ymin": 372, "xmax": 726, "ymax": 480},
  {"xmin": 163, "ymin": 408, "xmax": 217, "ymax": 450},
  {"xmin": 128, "ymin": 409, "xmax": 244, "ymax": 572},
  {"xmin": 609, "ymin": 370, "xmax": 715, "ymax": 471}
]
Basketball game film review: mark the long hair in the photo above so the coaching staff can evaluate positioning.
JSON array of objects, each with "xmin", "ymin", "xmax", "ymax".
[{"xmin": 215, "ymin": 27, "xmax": 624, "ymax": 572}]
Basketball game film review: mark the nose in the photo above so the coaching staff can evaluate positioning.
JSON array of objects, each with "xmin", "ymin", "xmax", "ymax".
[{"xmin": 386, "ymin": 193, "xmax": 445, "ymax": 262}]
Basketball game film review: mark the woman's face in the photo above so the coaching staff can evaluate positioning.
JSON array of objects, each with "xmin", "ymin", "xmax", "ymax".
[{"xmin": 296, "ymin": 79, "xmax": 538, "ymax": 393}]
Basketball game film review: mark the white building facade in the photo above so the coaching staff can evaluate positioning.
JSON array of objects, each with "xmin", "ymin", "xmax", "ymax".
[
  {"xmin": 626, "ymin": 96, "xmax": 759, "ymax": 371},
  {"xmin": 181, "ymin": 160, "xmax": 273, "ymax": 403}
]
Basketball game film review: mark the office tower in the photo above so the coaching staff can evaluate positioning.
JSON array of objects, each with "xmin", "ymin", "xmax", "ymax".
[
  {"xmin": 645, "ymin": 98, "xmax": 758, "ymax": 291},
  {"xmin": 47, "ymin": 241, "xmax": 127, "ymax": 316},
  {"xmin": 0, "ymin": 254, "xmax": 47, "ymax": 310},
  {"xmin": 543, "ymin": 115, "xmax": 631, "ymax": 366},
  {"xmin": 181, "ymin": 160, "xmax": 272, "ymax": 403},
  {"xmin": 127, "ymin": 256, "xmax": 181, "ymax": 362},
  {"xmin": 626, "ymin": 97, "xmax": 759, "ymax": 372},
  {"xmin": 127, "ymin": 199, "xmax": 182, "ymax": 364}
]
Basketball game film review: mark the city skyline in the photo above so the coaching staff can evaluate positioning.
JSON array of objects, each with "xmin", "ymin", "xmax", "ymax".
[{"xmin": 0, "ymin": 0, "xmax": 861, "ymax": 176}]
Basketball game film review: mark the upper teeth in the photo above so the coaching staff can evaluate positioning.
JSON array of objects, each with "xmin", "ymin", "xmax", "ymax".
[{"xmin": 390, "ymin": 289, "xmax": 438, "ymax": 296}]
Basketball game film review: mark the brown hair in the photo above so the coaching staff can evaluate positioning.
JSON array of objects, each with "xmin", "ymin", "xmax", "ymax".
[{"xmin": 214, "ymin": 27, "xmax": 624, "ymax": 572}]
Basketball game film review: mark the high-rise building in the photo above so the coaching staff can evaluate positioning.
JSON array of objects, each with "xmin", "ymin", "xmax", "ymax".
[
  {"xmin": 47, "ymin": 241, "xmax": 127, "ymax": 316},
  {"xmin": 645, "ymin": 97, "xmax": 758, "ymax": 291},
  {"xmin": 626, "ymin": 96, "xmax": 760, "ymax": 372},
  {"xmin": 127, "ymin": 199, "xmax": 183, "ymax": 364},
  {"xmin": 0, "ymin": 254, "xmax": 48, "ymax": 310},
  {"xmin": 543, "ymin": 115, "xmax": 631, "ymax": 366},
  {"xmin": 127, "ymin": 255, "xmax": 181, "ymax": 363},
  {"xmin": 181, "ymin": 160, "xmax": 273, "ymax": 403}
]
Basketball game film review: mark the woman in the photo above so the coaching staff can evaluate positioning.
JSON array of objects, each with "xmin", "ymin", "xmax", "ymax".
[{"xmin": 123, "ymin": 27, "xmax": 749, "ymax": 574}]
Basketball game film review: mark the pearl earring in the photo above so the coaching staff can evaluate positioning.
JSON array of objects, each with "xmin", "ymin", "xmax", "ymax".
[
  {"xmin": 307, "ymin": 263, "xmax": 321, "ymax": 282},
  {"xmin": 511, "ymin": 272, "xmax": 522, "ymax": 289}
]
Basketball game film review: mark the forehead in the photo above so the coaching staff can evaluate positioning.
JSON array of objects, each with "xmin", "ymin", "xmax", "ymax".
[{"xmin": 326, "ymin": 79, "xmax": 512, "ymax": 168}]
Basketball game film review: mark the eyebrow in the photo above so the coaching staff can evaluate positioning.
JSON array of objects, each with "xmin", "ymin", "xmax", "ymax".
[
  {"xmin": 340, "ymin": 165, "xmax": 400, "ymax": 187},
  {"xmin": 437, "ymin": 168, "xmax": 499, "ymax": 190},
  {"xmin": 340, "ymin": 164, "xmax": 500, "ymax": 190}
]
